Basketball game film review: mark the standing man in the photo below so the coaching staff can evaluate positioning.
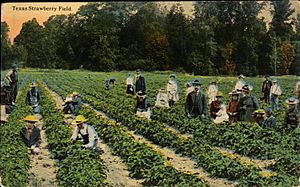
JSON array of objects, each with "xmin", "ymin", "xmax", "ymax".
[
  {"xmin": 261, "ymin": 75, "xmax": 272, "ymax": 104},
  {"xmin": 126, "ymin": 72, "xmax": 135, "ymax": 95},
  {"xmin": 284, "ymin": 97, "xmax": 300, "ymax": 129},
  {"xmin": 26, "ymin": 81, "xmax": 41, "ymax": 114},
  {"xmin": 238, "ymin": 85, "xmax": 259, "ymax": 121},
  {"xmin": 6, "ymin": 64, "xmax": 18, "ymax": 105},
  {"xmin": 167, "ymin": 74, "xmax": 179, "ymax": 107},
  {"xmin": 207, "ymin": 80, "xmax": 218, "ymax": 104},
  {"xmin": 135, "ymin": 69, "xmax": 146, "ymax": 94},
  {"xmin": 270, "ymin": 79, "xmax": 282, "ymax": 111},
  {"xmin": 185, "ymin": 79, "xmax": 208, "ymax": 119}
]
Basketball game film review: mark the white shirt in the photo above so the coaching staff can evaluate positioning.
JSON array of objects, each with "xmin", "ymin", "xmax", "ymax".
[
  {"xmin": 126, "ymin": 77, "xmax": 134, "ymax": 85},
  {"xmin": 71, "ymin": 124, "xmax": 98, "ymax": 148},
  {"xmin": 234, "ymin": 80, "xmax": 246, "ymax": 91},
  {"xmin": 208, "ymin": 84, "xmax": 218, "ymax": 104},
  {"xmin": 270, "ymin": 84, "xmax": 282, "ymax": 96}
]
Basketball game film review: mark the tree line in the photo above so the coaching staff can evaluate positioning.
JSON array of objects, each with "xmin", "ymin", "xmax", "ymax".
[{"xmin": 1, "ymin": 1, "xmax": 300, "ymax": 76}]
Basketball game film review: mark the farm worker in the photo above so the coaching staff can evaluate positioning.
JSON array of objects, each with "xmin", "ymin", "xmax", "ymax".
[
  {"xmin": 252, "ymin": 109, "xmax": 266, "ymax": 126},
  {"xmin": 237, "ymin": 85, "xmax": 259, "ymax": 121},
  {"xmin": 135, "ymin": 69, "xmax": 146, "ymax": 94},
  {"xmin": 136, "ymin": 91, "xmax": 151, "ymax": 120},
  {"xmin": 20, "ymin": 115, "xmax": 41, "ymax": 154},
  {"xmin": 186, "ymin": 81, "xmax": 194, "ymax": 97},
  {"xmin": 284, "ymin": 97, "xmax": 300, "ymax": 129},
  {"xmin": 226, "ymin": 90, "xmax": 241, "ymax": 122},
  {"xmin": 185, "ymin": 79, "xmax": 208, "ymax": 119},
  {"xmin": 261, "ymin": 107, "xmax": 276, "ymax": 128},
  {"xmin": 207, "ymin": 80, "xmax": 218, "ymax": 104},
  {"xmin": 70, "ymin": 115, "xmax": 100, "ymax": 149},
  {"xmin": 6, "ymin": 63, "xmax": 18, "ymax": 105},
  {"xmin": 126, "ymin": 72, "xmax": 135, "ymax": 95},
  {"xmin": 105, "ymin": 78, "xmax": 116, "ymax": 90},
  {"xmin": 155, "ymin": 89, "xmax": 169, "ymax": 108},
  {"xmin": 213, "ymin": 104, "xmax": 229, "ymax": 124},
  {"xmin": 26, "ymin": 81, "xmax": 41, "ymax": 114},
  {"xmin": 63, "ymin": 92, "xmax": 75, "ymax": 114},
  {"xmin": 167, "ymin": 74, "xmax": 179, "ymax": 107},
  {"xmin": 261, "ymin": 75, "xmax": 272, "ymax": 104},
  {"xmin": 72, "ymin": 91, "xmax": 82, "ymax": 113},
  {"xmin": 210, "ymin": 92, "xmax": 223, "ymax": 119},
  {"xmin": 234, "ymin": 74, "xmax": 246, "ymax": 92},
  {"xmin": 270, "ymin": 79, "xmax": 282, "ymax": 111}
]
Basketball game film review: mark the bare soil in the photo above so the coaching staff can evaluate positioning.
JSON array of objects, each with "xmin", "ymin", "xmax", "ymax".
[{"xmin": 43, "ymin": 83, "xmax": 144, "ymax": 187}]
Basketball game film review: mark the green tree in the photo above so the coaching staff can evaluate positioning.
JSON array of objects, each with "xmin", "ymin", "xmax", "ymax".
[
  {"xmin": 270, "ymin": 0, "xmax": 295, "ymax": 41},
  {"xmin": 1, "ymin": 22, "xmax": 11, "ymax": 69}
]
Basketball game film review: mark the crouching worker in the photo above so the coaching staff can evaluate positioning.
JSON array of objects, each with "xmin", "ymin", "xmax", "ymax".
[
  {"xmin": 136, "ymin": 91, "xmax": 151, "ymax": 120},
  {"xmin": 20, "ymin": 115, "xmax": 41, "ymax": 154},
  {"xmin": 70, "ymin": 115, "xmax": 102, "ymax": 152},
  {"xmin": 26, "ymin": 81, "xmax": 41, "ymax": 114},
  {"xmin": 252, "ymin": 109, "xmax": 266, "ymax": 126}
]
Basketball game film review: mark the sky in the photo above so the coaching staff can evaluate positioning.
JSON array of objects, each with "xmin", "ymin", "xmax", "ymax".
[{"xmin": 1, "ymin": 1, "xmax": 299, "ymax": 42}]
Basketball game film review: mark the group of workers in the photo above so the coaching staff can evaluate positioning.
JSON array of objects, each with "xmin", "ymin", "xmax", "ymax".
[
  {"xmin": 1, "ymin": 64, "xmax": 299, "ymax": 156},
  {"xmin": 123, "ymin": 70, "xmax": 300, "ymax": 129}
]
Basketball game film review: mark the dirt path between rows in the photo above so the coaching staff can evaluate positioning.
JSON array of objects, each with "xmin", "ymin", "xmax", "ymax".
[
  {"xmin": 27, "ymin": 114, "xmax": 58, "ymax": 187},
  {"xmin": 43, "ymin": 84, "xmax": 239, "ymax": 186},
  {"xmin": 43, "ymin": 83, "xmax": 144, "ymax": 187}
]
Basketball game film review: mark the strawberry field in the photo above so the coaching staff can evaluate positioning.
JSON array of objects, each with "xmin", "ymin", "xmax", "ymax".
[{"xmin": 0, "ymin": 69, "xmax": 299, "ymax": 187}]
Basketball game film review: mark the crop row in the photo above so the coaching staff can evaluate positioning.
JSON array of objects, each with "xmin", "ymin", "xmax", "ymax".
[
  {"xmin": 78, "ymin": 105, "xmax": 207, "ymax": 186},
  {"xmin": 42, "ymin": 73, "xmax": 298, "ymax": 186},
  {"xmin": 38, "ymin": 81, "xmax": 108, "ymax": 187},
  {"xmin": 0, "ymin": 77, "xmax": 31, "ymax": 187}
]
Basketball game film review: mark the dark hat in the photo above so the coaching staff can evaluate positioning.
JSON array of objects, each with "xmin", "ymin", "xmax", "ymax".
[
  {"xmin": 12, "ymin": 63, "xmax": 17, "ymax": 68},
  {"xmin": 169, "ymin": 74, "xmax": 176, "ymax": 78},
  {"xmin": 264, "ymin": 75, "xmax": 270, "ymax": 78},
  {"xmin": 229, "ymin": 90, "xmax": 241, "ymax": 95},
  {"xmin": 192, "ymin": 79, "xmax": 202, "ymax": 85},
  {"xmin": 239, "ymin": 74, "xmax": 245, "ymax": 79},
  {"xmin": 264, "ymin": 107, "xmax": 272, "ymax": 114},
  {"xmin": 242, "ymin": 85, "xmax": 250, "ymax": 92},
  {"xmin": 137, "ymin": 90, "xmax": 145, "ymax": 96}
]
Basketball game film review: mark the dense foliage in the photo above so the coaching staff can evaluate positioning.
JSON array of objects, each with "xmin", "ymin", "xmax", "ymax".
[{"xmin": 1, "ymin": 1, "xmax": 299, "ymax": 75}]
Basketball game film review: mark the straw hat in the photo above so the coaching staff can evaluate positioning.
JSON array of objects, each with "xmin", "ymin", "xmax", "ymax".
[
  {"xmin": 23, "ymin": 115, "xmax": 38, "ymax": 123},
  {"xmin": 285, "ymin": 97, "xmax": 299, "ymax": 105},
  {"xmin": 71, "ymin": 115, "xmax": 88, "ymax": 125}
]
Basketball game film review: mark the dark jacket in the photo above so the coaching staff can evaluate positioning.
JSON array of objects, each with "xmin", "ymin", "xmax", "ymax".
[
  {"xmin": 227, "ymin": 100, "xmax": 239, "ymax": 122},
  {"xmin": 238, "ymin": 95, "xmax": 259, "ymax": 121},
  {"xmin": 261, "ymin": 116, "xmax": 276, "ymax": 128},
  {"xmin": 136, "ymin": 76, "xmax": 146, "ymax": 94},
  {"xmin": 185, "ymin": 90, "xmax": 208, "ymax": 117},
  {"xmin": 261, "ymin": 80, "xmax": 272, "ymax": 93},
  {"xmin": 136, "ymin": 96, "xmax": 150, "ymax": 112},
  {"xmin": 285, "ymin": 108, "xmax": 300, "ymax": 128},
  {"xmin": 20, "ymin": 126, "xmax": 41, "ymax": 147},
  {"xmin": 26, "ymin": 88, "xmax": 40, "ymax": 105},
  {"xmin": 210, "ymin": 100, "xmax": 222, "ymax": 119}
]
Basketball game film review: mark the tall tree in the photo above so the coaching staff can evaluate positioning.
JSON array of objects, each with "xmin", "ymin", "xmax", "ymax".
[
  {"xmin": 1, "ymin": 22, "xmax": 11, "ymax": 69},
  {"xmin": 270, "ymin": 0, "xmax": 295, "ymax": 41}
]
